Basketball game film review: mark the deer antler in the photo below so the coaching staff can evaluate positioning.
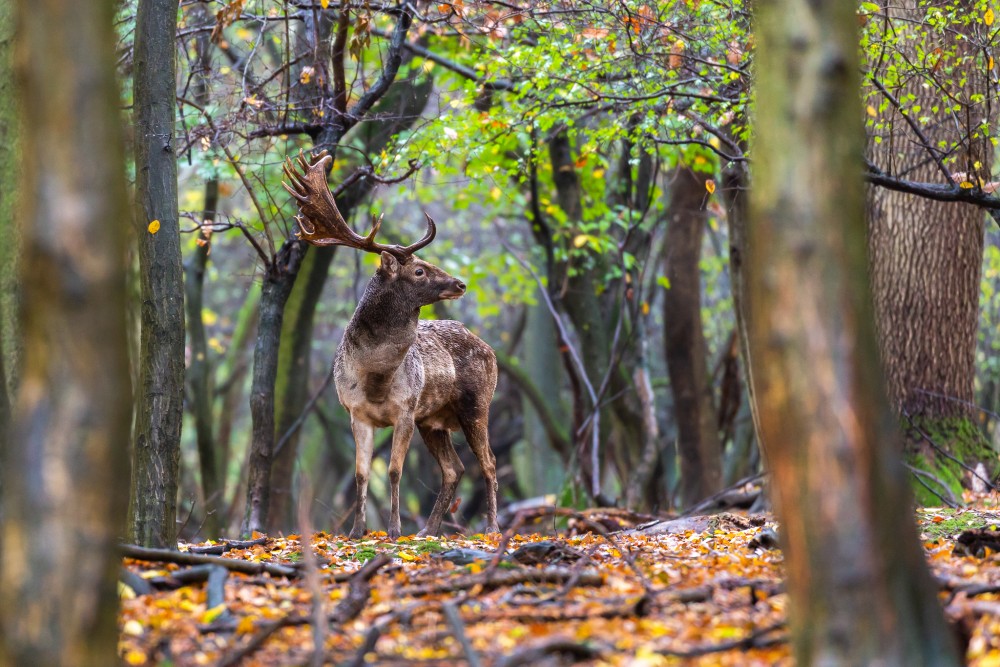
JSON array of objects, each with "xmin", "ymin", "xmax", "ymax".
[{"xmin": 282, "ymin": 150, "xmax": 435, "ymax": 262}]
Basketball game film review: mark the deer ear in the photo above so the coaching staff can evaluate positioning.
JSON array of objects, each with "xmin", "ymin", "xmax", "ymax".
[{"xmin": 379, "ymin": 251, "xmax": 399, "ymax": 276}]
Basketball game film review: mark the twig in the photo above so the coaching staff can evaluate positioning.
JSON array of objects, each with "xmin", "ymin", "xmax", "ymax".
[
  {"xmin": 399, "ymin": 567, "xmax": 603, "ymax": 597},
  {"xmin": 442, "ymin": 601, "xmax": 481, "ymax": 667},
  {"xmin": 188, "ymin": 536, "xmax": 270, "ymax": 555},
  {"xmin": 496, "ymin": 638, "xmax": 605, "ymax": 667},
  {"xmin": 121, "ymin": 544, "xmax": 300, "ymax": 579},
  {"xmin": 655, "ymin": 622, "xmax": 787, "ymax": 658},
  {"xmin": 214, "ymin": 554, "xmax": 391, "ymax": 666}
]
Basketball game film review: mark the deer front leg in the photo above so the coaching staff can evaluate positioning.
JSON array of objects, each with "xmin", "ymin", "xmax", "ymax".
[
  {"xmin": 417, "ymin": 426, "xmax": 464, "ymax": 537},
  {"xmin": 349, "ymin": 419, "xmax": 375, "ymax": 539},
  {"xmin": 387, "ymin": 415, "xmax": 415, "ymax": 540}
]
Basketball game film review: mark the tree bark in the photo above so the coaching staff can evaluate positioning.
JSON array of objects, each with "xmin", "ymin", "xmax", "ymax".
[
  {"xmin": 184, "ymin": 22, "xmax": 222, "ymax": 536},
  {"xmin": 867, "ymin": 0, "xmax": 989, "ymax": 478},
  {"xmin": 185, "ymin": 177, "xmax": 221, "ymax": 535},
  {"xmin": 128, "ymin": 0, "xmax": 185, "ymax": 548},
  {"xmin": 242, "ymin": 240, "xmax": 306, "ymax": 536},
  {"xmin": 749, "ymin": 1, "xmax": 959, "ymax": 664},
  {"xmin": 0, "ymin": 0, "xmax": 131, "ymax": 663},
  {"xmin": 663, "ymin": 166, "xmax": 723, "ymax": 507},
  {"xmin": 0, "ymin": 0, "xmax": 18, "ymax": 408},
  {"xmin": 268, "ymin": 244, "xmax": 334, "ymax": 532}
]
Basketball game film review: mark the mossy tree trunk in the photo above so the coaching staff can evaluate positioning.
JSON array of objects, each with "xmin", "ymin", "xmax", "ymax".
[
  {"xmin": 867, "ymin": 0, "xmax": 991, "ymax": 488},
  {"xmin": 129, "ymin": 0, "xmax": 185, "ymax": 548},
  {"xmin": 0, "ymin": 0, "xmax": 131, "ymax": 663},
  {"xmin": 0, "ymin": 0, "xmax": 18, "ymax": 414},
  {"xmin": 749, "ymin": 0, "xmax": 959, "ymax": 663}
]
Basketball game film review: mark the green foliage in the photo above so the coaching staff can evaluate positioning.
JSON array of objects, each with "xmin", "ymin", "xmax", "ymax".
[
  {"xmin": 861, "ymin": 0, "xmax": 999, "ymax": 178},
  {"xmin": 383, "ymin": 1, "xmax": 750, "ymax": 301}
]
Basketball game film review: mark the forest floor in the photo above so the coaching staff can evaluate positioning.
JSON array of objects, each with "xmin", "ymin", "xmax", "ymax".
[{"xmin": 119, "ymin": 496, "xmax": 1000, "ymax": 666}]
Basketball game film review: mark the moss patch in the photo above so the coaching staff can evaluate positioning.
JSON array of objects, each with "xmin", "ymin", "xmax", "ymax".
[
  {"xmin": 904, "ymin": 415, "xmax": 995, "ymax": 505},
  {"xmin": 916, "ymin": 507, "xmax": 995, "ymax": 540}
]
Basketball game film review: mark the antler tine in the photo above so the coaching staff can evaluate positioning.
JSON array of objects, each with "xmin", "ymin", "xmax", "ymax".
[
  {"xmin": 396, "ymin": 212, "xmax": 437, "ymax": 256},
  {"xmin": 364, "ymin": 213, "xmax": 384, "ymax": 243}
]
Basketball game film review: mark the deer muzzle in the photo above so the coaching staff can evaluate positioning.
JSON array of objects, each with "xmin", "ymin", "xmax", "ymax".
[{"xmin": 439, "ymin": 279, "xmax": 466, "ymax": 300}]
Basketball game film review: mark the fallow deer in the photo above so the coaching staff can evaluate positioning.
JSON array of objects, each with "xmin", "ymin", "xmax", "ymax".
[{"xmin": 283, "ymin": 151, "xmax": 499, "ymax": 539}]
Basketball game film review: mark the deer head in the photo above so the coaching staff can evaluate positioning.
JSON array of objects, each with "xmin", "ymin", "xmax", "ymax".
[{"xmin": 283, "ymin": 150, "xmax": 466, "ymax": 307}]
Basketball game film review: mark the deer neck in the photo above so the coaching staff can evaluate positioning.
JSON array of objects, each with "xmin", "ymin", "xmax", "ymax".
[{"xmin": 343, "ymin": 273, "xmax": 420, "ymax": 370}]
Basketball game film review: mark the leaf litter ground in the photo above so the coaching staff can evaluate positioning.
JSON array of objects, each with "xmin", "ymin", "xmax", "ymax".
[{"xmin": 119, "ymin": 498, "xmax": 1000, "ymax": 666}]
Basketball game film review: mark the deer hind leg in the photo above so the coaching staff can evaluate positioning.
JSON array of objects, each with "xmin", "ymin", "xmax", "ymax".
[
  {"xmin": 349, "ymin": 419, "xmax": 375, "ymax": 539},
  {"xmin": 459, "ymin": 416, "xmax": 499, "ymax": 533},
  {"xmin": 387, "ymin": 416, "xmax": 416, "ymax": 540},
  {"xmin": 417, "ymin": 426, "xmax": 464, "ymax": 537}
]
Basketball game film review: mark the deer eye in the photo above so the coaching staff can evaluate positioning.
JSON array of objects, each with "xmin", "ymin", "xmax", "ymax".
[{"xmin": 415, "ymin": 268, "xmax": 424, "ymax": 276}]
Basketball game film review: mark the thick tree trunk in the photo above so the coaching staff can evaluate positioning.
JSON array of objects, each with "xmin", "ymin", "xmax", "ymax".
[
  {"xmin": 242, "ymin": 240, "xmax": 305, "ymax": 536},
  {"xmin": 867, "ymin": 1, "xmax": 990, "ymax": 485},
  {"xmin": 663, "ymin": 166, "xmax": 723, "ymax": 507},
  {"xmin": 0, "ymin": 0, "xmax": 18, "ymax": 408},
  {"xmin": 0, "ymin": 0, "xmax": 131, "ymax": 663},
  {"xmin": 129, "ymin": 0, "xmax": 185, "ymax": 548},
  {"xmin": 268, "ymin": 244, "xmax": 334, "ymax": 532},
  {"xmin": 749, "ymin": 1, "xmax": 959, "ymax": 664}
]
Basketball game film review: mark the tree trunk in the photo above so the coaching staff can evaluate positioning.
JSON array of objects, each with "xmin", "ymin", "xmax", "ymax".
[
  {"xmin": 749, "ymin": 1, "xmax": 959, "ymax": 664},
  {"xmin": 242, "ymin": 240, "xmax": 306, "ymax": 536},
  {"xmin": 0, "ymin": 0, "xmax": 18, "ymax": 408},
  {"xmin": 268, "ymin": 244, "xmax": 334, "ymax": 532},
  {"xmin": 663, "ymin": 166, "xmax": 723, "ymax": 507},
  {"xmin": 519, "ymin": 298, "xmax": 566, "ymax": 494},
  {"xmin": 0, "ymin": 0, "xmax": 131, "ymax": 663},
  {"xmin": 185, "ymin": 177, "xmax": 221, "ymax": 535},
  {"xmin": 867, "ymin": 0, "xmax": 990, "ymax": 488},
  {"xmin": 128, "ymin": 0, "xmax": 185, "ymax": 548},
  {"xmin": 183, "ymin": 22, "xmax": 222, "ymax": 536}
]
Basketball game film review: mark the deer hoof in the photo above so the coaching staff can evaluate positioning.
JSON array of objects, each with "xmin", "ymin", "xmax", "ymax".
[
  {"xmin": 348, "ymin": 525, "xmax": 366, "ymax": 540},
  {"xmin": 388, "ymin": 526, "xmax": 401, "ymax": 540}
]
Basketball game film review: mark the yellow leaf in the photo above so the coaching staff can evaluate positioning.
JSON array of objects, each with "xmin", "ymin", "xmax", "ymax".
[
  {"xmin": 124, "ymin": 650, "xmax": 147, "ymax": 666},
  {"xmin": 147, "ymin": 219, "xmax": 160, "ymax": 234},
  {"xmin": 592, "ymin": 168, "xmax": 605, "ymax": 179},
  {"xmin": 986, "ymin": 7, "xmax": 995, "ymax": 25},
  {"xmin": 705, "ymin": 179, "xmax": 716, "ymax": 194},
  {"xmin": 398, "ymin": 551, "xmax": 417, "ymax": 561},
  {"xmin": 572, "ymin": 234, "xmax": 591, "ymax": 248},
  {"xmin": 201, "ymin": 604, "xmax": 228, "ymax": 625},
  {"xmin": 236, "ymin": 616, "xmax": 256, "ymax": 635},
  {"xmin": 118, "ymin": 582, "xmax": 136, "ymax": 599},
  {"xmin": 960, "ymin": 181, "xmax": 975, "ymax": 189},
  {"xmin": 866, "ymin": 104, "xmax": 877, "ymax": 117},
  {"xmin": 990, "ymin": 56, "xmax": 996, "ymax": 71},
  {"xmin": 321, "ymin": 0, "xmax": 330, "ymax": 7},
  {"xmin": 641, "ymin": 301, "xmax": 650, "ymax": 316}
]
